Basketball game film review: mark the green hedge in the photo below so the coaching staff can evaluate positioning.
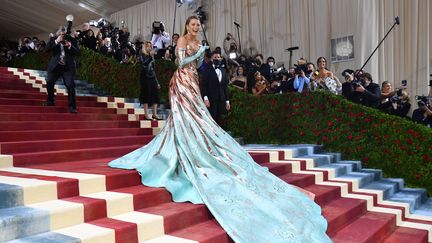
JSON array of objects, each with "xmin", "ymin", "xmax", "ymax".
[
  {"xmin": 6, "ymin": 52, "xmax": 50, "ymax": 70},
  {"xmin": 223, "ymin": 89, "xmax": 432, "ymax": 195},
  {"xmin": 5, "ymin": 48, "xmax": 177, "ymax": 104}
]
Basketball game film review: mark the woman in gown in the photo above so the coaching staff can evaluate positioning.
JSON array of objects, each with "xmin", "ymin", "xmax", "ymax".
[
  {"xmin": 314, "ymin": 57, "xmax": 341, "ymax": 94},
  {"xmin": 109, "ymin": 16, "xmax": 331, "ymax": 243}
]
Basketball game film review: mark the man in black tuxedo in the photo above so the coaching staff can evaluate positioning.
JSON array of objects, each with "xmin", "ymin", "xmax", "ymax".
[
  {"xmin": 45, "ymin": 26, "xmax": 80, "ymax": 113},
  {"xmin": 201, "ymin": 51, "xmax": 230, "ymax": 125}
]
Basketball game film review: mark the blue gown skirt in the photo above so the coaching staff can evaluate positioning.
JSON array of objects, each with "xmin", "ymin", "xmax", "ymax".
[{"xmin": 109, "ymin": 63, "xmax": 332, "ymax": 243}]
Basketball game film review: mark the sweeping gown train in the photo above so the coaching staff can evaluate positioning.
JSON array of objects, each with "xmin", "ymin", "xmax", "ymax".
[{"xmin": 109, "ymin": 44, "xmax": 332, "ymax": 243}]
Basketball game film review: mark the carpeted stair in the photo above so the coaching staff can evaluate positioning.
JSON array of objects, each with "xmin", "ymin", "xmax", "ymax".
[{"xmin": 0, "ymin": 67, "xmax": 431, "ymax": 243}]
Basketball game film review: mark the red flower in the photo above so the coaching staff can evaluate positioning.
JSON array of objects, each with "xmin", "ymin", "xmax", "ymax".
[
  {"xmin": 255, "ymin": 128, "xmax": 260, "ymax": 135},
  {"xmin": 327, "ymin": 121, "xmax": 333, "ymax": 127},
  {"xmin": 362, "ymin": 157, "xmax": 369, "ymax": 164},
  {"xmin": 299, "ymin": 131, "xmax": 305, "ymax": 136},
  {"xmin": 347, "ymin": 135, "xmax": 354, "ymax": 140},
  {"xmin": 364, "ymin": 117, "xmax": 372, "ymax": 123},
  {"xmin": 406, "ymin": 138, "xmax": 413, "ymax": 144},
  {"xmin": 423, "ymin": 155, "xmax": 430, "ymax": 163}
]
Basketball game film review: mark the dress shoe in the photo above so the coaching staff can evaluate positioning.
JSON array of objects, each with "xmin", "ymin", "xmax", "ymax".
[
  {"xmin": 152, "ymin": 114, "xmax": 163, "ymax": 120},
  {"xmin": 69, "ymin": 107, "xmax": 78, "ymax": 113},
  {"xmin": 143, "ymin": 114, "xmax": 153, "ymax": 120}
]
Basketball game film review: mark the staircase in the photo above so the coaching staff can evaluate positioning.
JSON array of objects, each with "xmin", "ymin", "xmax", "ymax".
[{"xmin": 0, "ymin": 67, "xmax": 431, "ymax": 243}]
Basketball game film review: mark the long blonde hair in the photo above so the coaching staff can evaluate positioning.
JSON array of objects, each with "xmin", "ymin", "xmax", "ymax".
[{"xmin": 183, "ymin": 16, "xmax": 200, "ymax": 36}]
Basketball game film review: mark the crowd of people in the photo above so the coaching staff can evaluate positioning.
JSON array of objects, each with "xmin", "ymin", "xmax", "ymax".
[
  {"xmin": 4, "ymin": 20, "xmax": 432, "ymax": 127},
  {"xmin": 0, "ymin": 36, "xmax": 45, "ymax": 63}
]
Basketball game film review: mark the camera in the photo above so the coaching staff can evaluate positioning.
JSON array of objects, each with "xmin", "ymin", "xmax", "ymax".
[
  {"xmin": 390, "ymin": 96, "xmax": 401, "ymax": 103},
  {"xmin": 294, "ymin": 58, "xmax": 312, "ymax": 76},
  {"xmin": 61, "ymin": 15, "xmax": 74, "ymax": 44},
  {"xmin": 152, "ymin": 21, "xmax": 165, "ymax": 34},
  {"xmin": 226, "ymin": 33, "xmax": 232, "ymax": 41},
  {"xmin": 269, "ymin": 65, "xmax": 288, "ymax": 81},
  {"xmin": 415, "ymin": 95, "xmax": 430, "ymax": 107},
  {"xmin": 342, "ymin": 69, "xmax": 354, "ymax": 80},
  {"xmin": 294, "ymin": 63, "xmax": 309, "ymax": 75},
  {"xmin": 351, "ymin": 79, "xmax": 364, "ymax": 88}
]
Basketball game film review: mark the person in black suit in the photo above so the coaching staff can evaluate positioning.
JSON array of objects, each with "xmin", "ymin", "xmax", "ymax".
[
  {"xmin": 45, "ymin": 26, "xmax": 80, "ymax": 113},
  {"xmin": 343, "ymin": 72, "xmax": 381, "ymax": 108},
  {"xmin": 201, "ymin": 51, "xmax": 230, "ymax": 125}
]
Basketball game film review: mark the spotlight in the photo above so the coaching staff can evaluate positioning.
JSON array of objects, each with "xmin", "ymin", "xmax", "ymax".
[{"xmin": 66, "ymin": 15, "xmax": 74, "ymax": 22}]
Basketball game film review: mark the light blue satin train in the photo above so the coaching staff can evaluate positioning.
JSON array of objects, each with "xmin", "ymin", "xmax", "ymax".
[{"xmin": 109, "ymin": 44, "xmax": 332, "ymax": 243}]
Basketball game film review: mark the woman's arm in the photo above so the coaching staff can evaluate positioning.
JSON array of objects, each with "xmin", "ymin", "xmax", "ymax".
[{"xmin": 176, "ymin": 37, "xmax": 208, "ymax": 68}]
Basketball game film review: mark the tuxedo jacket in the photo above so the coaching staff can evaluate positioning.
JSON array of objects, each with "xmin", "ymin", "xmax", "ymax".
[
  {"xmin": 201, "ymin": 65, "xmax": 229, "ymax": 103},
  {"xmin": 45, "ymin": 36, "xmax": 80, "ymax": 73}
]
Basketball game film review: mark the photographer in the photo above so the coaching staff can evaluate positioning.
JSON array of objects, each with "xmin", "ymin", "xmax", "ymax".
[
  {"xmin": 293, "ymin": 58, "xmax": 311, "ymax": 93},
  {"xmin": 100, "ymin": 37, "xmax": 115, "ymax": 58},
  {"xmin": 380, "ymin": 81, "xmax": 397, "ymax": 103},
  {"xmin": 412, "ymin": 96, "xmax": 432, "ymax": 127},
  {"xmin": 223, "ymin": 33, "xmax": 240, "ymax": 60},
  {"xmin": 45, "ymin": 26, "xmax": 80, "ymax": 113},
  {"xmin": 259, "ymin": 56, "xmax": 275, "ymax": 81},
  {"xmin": 341, "ymin": 69, "xmax": 355, "ymax": 97},
  {"xmin": 378, "ymin": 81, "xmax": 408, "ymax": 113},
  {"xmin": 118, "ymin": 27, "xmax": 131, "ymax": 49},
  {"xmin": 151, "ymin": 21, "xmax": 170, "ymax": 59},
  {"xmin": 77, "ymin": 23, "xmax": 92, "ymax": 49},
  {"xmin": 168, "ymin": 33, "xmax": 179, "ymax": 61},
  {"xmin": 342, "ymin": 71, "xmax": 381, "ymax": 108},
  {"xmin": 380, "ymin": 89, "xmax": 411, "ymax": 118},
  {"xmin": 17, "ymin": 37, "xmax": 34, "ymax": 56}
]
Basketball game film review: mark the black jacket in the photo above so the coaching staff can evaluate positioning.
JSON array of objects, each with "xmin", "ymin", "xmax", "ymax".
[
  {"xmin": 343, "ymin": 82, "xmax": 381, "ymax": 108},
  {"xmin": 45, "ymin": 36, "xmax": 80, "ymax": 73},
  {"xmin": 201, "ymin": 64, "xmax": 229, "ymax": 103}
]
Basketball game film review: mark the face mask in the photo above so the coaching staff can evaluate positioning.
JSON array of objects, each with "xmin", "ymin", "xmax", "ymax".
[
  {"xmin": 213, "ymin": 60, "xmax": 222, "ymax": 66},
  {"xmin": 268, "ymin": 62, "xmax": 274, "ymax": 67}
]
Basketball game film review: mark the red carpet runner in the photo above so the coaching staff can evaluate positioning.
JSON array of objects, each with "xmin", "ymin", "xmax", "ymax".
[{"xmin": 0, "ymin": 67, "xmax": 430, "ymax": 242}]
